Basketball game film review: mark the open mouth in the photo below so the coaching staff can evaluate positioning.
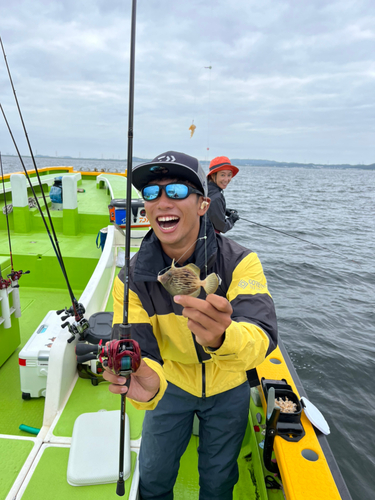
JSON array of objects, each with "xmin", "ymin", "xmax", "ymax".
[{"xmin": 157, "ymin": 216, "xmax": 180, "ymax": 231}]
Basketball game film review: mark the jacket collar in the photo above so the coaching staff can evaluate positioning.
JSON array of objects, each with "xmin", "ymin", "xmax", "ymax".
[
  {"xmin": 208, "ymin": 180, "xmax": 223, "ymax": 194},
  {"xmin": 133, "ymin": 216, "xmax": 218, "ymax": 283}
]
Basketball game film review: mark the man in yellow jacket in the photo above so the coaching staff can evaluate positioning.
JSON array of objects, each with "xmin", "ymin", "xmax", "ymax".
[{"xmin": 104, "ymin": 151, "xmax": 278, "ymax": 500}]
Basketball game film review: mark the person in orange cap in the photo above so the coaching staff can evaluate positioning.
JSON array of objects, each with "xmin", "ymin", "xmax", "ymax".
[{"xmin": 207, "ymin": 156, "xmax": 239, "ymax": 233}]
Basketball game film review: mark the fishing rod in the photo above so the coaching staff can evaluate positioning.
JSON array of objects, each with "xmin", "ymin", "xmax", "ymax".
[
  {"xmin": 0, "ymin": 38, "xmax": 64, "ymax": 263},
  {"xmin": 115, "ymin": 0, "xmax": 140, "ymax": 495},
  {"xmin": 236, "ymin": 213, "xmax": 361, "ymax": 265},
  {"xmin": 0, "ymin": 106, "xmax": 60, "ymax": 262},
  {"xmin": 0, "ymin": 161, "xmax": 12, "ymax": 289},
  {"xmin": 0, "ymin": 152, "xmax": 13, "ymax": 269},
  {"xmin": 0, "ymin": 36, "xmax": 83, "ymax": 325},
  {"xmin": 0, "ymin": 151, "xmax": 30, "ymax": 287},
  {"xmin": 77, "ymin": 2, "xmax": 142, "ymax": 495},
  {"xmin": 0, "ymin": 104, "xmax": 80, "ymax": 304}
]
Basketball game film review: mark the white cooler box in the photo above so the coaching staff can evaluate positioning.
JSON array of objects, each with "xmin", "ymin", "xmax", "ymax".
[{"xmin": 19, "ymin": 310, "xmax": 62, "ymax": 399}]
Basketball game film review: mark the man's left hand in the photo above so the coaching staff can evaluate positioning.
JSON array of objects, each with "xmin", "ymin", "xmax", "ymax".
[{"xmin": 174, "ymin": 294, "xmax": 232, "ymax": 348}]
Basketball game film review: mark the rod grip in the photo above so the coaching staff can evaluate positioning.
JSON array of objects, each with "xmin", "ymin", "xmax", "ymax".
[
  {"xmin": 75, "ymin": 343, "xmax": 100, "ymax": 356},
  {"xmin": 77, "ymin": 354, "xmax": 97, "ymax": 363}
]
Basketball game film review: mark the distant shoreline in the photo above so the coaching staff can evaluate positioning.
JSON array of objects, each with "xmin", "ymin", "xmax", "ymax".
[{"xmin": 2, "ymin": 154, "xmax": 374, "ymax": 170}]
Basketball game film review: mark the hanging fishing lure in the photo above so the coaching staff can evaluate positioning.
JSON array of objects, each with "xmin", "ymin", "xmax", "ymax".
[{"xmin": 189, "ymin": 121, "xmax": 196, "ymax": 138}]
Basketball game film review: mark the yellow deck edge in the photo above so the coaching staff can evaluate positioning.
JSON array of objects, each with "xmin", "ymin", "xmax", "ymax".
[{"xmin": 256, "ymin": 346, "xmax": 341, "ymax": 500}]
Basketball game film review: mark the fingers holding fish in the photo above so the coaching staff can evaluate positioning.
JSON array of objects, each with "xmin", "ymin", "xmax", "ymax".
[
  {"xmin": 174, "ymin": 294, "xmax": 232, "ymax": 348},
  {"xmin": 174, "ymin": 293, "xmax": 232, "ymax": 317},
  {"xmin": 205, "ymin": 293, "xmax": 233, "ymax": 315}
]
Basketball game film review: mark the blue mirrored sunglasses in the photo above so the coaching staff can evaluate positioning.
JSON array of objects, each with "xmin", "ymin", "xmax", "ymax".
[{"xmin": 141, "ymin": 183, "xmax": 203, "ymax": 201}]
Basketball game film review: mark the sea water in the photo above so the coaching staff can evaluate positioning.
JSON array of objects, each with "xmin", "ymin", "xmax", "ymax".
[{"xmin": 2, "ymin": 155, "xmax": 375, "ymax": 500}]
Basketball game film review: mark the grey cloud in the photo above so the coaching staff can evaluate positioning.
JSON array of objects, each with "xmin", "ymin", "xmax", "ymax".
[{"xmin": 0, "ymin": 0, "xmax": 374, "ymax": 163}]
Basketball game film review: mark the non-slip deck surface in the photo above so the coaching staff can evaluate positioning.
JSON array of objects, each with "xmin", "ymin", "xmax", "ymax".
[
  {"xmin": 21, "ymin": 447, "xmax": 137, "ymax": 500},
  {"xmin": 0, "ymin": 438, "xmax": 35, "ymax": 498},
  {"xmin": 53, "ymin": 378, "xmax": 144, "ymax": 441}
]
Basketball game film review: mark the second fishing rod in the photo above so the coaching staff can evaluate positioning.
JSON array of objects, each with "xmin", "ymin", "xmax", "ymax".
[{"xmin": 0, "ymin": 36, "xmax": 81, "ymax": 322}]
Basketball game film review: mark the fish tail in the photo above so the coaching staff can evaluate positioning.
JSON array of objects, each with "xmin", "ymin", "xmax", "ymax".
[{"xmin": 203, "ymin": 273, "xmax": 219, "ymax": 295}]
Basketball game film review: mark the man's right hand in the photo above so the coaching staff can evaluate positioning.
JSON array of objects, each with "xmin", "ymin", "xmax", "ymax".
[{"xmin": 103, "ymin": 359, "xmax": 160, "ymax": 402}]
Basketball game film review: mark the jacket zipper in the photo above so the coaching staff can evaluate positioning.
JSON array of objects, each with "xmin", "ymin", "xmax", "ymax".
[
  {"xmin": 191, "ymin": 332, "xmax": 209, "ymax": 400},
  {"xmin": 201, "ymin": 363, "xmax": 206, "ymax": 400}
]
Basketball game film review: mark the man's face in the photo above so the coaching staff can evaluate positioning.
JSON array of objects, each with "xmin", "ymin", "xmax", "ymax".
[{"xmin": 144, "ymin": 178, "xmax": 205, "ymax": 261}]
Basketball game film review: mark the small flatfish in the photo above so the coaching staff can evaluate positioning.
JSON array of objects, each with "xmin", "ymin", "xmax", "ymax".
[{"xmin": 157, "ymin": 259, "xmax": 219, "ymax": 297}]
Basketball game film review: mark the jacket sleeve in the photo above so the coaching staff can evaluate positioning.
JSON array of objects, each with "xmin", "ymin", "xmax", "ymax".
[
  {"xmin": 203, "ymin": 252, "xmax": 278, "ymax": 371},
  {"xmin": 112, "ymin": 275, "xmax": 168, "ymax": 410},
  {"xmin": 208, "ymin": 195, "xmax": 234, "ymax": 233}
]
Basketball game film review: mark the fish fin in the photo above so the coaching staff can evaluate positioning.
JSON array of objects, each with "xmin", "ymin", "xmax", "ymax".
[
  {"xmin": 171, "ymin": 259, "xmax": 175, "ymax": 268},
  {"xmin": 203, "ymin": 273, "xmax": 219, "ymax": 295},
  {"xmin": 189, "ymin": 287, "xmax": 201, "ymax": 298},
  {"xmin": 185, "ymin": 263, "xmax": 201, "ymax": 277}
]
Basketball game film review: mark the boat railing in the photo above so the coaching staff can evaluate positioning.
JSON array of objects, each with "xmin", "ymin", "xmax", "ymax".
[{"xmin": 42, "ymin": 225, "xmax": 116, "ymax": 427}]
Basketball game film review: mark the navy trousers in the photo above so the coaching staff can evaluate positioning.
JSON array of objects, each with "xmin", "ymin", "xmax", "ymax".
[{"xmin": 139, "ymin": 381, "xmax": 250, "ymax": 500}]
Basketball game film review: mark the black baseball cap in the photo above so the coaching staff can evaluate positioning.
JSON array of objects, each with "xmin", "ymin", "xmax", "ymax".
[{"xmin": 132, "ymin": 151, "xmax": 207, "ymax": 197}]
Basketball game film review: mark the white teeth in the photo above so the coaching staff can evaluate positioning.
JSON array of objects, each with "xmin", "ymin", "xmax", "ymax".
[{"xmin": 157, "ymin": 216, "xmax": 179, "ymax": 222}]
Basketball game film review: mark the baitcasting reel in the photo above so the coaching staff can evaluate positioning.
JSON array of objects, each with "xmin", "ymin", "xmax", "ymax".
[
  {"xmin": 57, "ymin": 299, "xmax": 90, "ymax": 343},
  {"xmin": 0, "ymin": 274, "xmax": 11, "ymax": 289},
  {"xmin": 1, "ymin": 269, "xmax": 30, "ymax": 290},
  {"xmin": 75, "ymin": 338, "xmax": 141, "ymax": 377},
  {"xmin": 7, "ymin": 269, "xmax": 30, "ymax": 288}
]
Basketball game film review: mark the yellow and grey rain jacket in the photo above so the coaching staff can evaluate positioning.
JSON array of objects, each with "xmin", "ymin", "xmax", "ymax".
[{"xmin": 112, "ymin": 218, "xmax": 278, "ymax": 410}]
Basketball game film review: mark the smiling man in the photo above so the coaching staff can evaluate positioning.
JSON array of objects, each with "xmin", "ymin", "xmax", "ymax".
[{"xmin": 104, "ymin": 151, "xmax": 278, "ymax": 500}]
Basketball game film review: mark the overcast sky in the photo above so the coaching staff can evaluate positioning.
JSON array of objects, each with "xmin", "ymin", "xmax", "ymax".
[{"xmin": 1, "ymin": 0, "xmax": 374, "ymax": 164}]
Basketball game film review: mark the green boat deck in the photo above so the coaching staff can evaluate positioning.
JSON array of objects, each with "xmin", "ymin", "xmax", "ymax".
[{"xmin": 0, "ymin": 170, "xmax": 285, "ymax": 500}]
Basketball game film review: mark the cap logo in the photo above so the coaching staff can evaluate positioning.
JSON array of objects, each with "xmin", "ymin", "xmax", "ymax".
[
  {"xmin": 157, "ymin": 155, "xmax": 176, "ymax": 162},
  {"xmin": 150, "ymin": 165, "xmax": 169, "ymax": 173}
]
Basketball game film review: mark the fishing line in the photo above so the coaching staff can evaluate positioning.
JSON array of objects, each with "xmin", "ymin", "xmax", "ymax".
[
  {"xmin": 158, "ymin": 235, "xmax": 208, "ymax": 277},
  {"xmin": 0, "ymin": 37, "xmax": 78, "ymax": 311},
  {"xmin": 158, "ymin": 195, "xmax": 210, "ymax": 280},
  {"xmin": 173, "ymin": 235, "xmax": 207, "ymax": 268},
  {"xmin": 239, "ymin": 216, "xmax": 361, "ymax": 266},
  {"xmin": 204, "ymin": 213, "xmax": 208, "ymax": 279},
  {"xmin": 204, "ymin": 65, "xmax": 212, "ymax": 163},
  {"xmin": 0, "ymin": 152, "xmax": 14, "ymax": 270}
]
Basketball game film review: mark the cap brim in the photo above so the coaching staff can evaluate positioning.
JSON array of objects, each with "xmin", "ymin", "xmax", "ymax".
[{"xmin": 132, "ymin": 161, "xmax": 206, "ymax": 195}]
